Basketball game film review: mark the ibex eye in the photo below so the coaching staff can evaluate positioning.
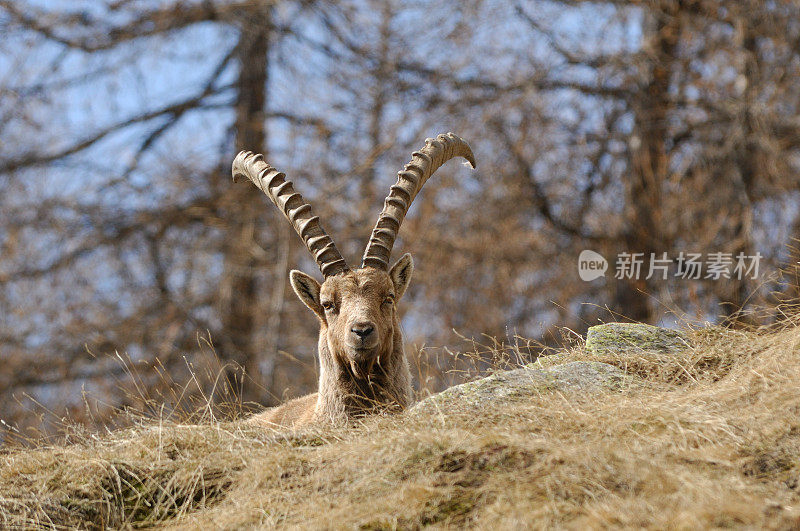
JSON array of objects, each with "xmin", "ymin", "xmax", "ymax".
[
  {"xmin": 383, "ymin": 296, "xmax": 395, "ymax": 305},
  {"xmin": 322, "ymin": 302, "xmax": 335, "ymax": 311}
]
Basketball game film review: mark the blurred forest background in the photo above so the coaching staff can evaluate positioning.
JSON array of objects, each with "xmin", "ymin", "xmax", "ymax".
[{"xmin": 2, "ymin": 0, "xmax": 800, "ymax": 438}]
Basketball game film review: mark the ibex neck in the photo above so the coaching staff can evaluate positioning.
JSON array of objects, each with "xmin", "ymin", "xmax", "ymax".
[{"xmin": 314, "ymin": 331, "xmax": 412, "ymax": 423}]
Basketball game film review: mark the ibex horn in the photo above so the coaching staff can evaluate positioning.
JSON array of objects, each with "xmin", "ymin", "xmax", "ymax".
[
  {"xmin": 361, "ymin": 132, "xmax": 476, "ymax": 271},
  {"xmin": 232, "ymin": 151, "xmax": 349, "ymax": 278}
]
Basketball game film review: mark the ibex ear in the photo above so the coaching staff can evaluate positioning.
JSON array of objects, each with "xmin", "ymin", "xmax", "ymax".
[
  {"xmin": 290, "ymin": 270, "xmax": 324, "ymax": 319},
  {"xmin": 389, "ymin": 253, "xmax": 414, "ymax": 300}
]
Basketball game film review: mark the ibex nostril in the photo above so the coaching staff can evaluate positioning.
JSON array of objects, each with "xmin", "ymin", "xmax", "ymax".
[{"xmin": 351, "ymin": 323, "xmax": 374, "ymax": 338}]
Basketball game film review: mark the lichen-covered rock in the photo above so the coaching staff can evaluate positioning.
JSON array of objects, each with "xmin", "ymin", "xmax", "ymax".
[
  {"xmin": 585, "ymin": 323, "xmax": 689, "ymax": 357},
  {"xmin": 410, "ymin": 361, "xmax": 627, "ymax": 415},
  {"xmin": 544, "ymin": 361, "xmax": 629, "ymax": 391}
]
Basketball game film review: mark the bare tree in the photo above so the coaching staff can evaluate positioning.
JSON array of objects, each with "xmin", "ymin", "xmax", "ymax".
[{"xmin": 1, "ymin": 0, "xmax": 799, "ymax": 436}]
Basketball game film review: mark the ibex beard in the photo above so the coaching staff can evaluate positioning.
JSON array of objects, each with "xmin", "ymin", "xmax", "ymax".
[{"xmin": 232, "ymin": 133, "xmax": 475, "ymax": 429}]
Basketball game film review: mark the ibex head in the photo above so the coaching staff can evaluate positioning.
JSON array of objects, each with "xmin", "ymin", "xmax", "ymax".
[
  {"xmin": 232, "ymin": 133, "xmax": 475, "ymax": 403},
  {"xmin": 289, "ymin": 254, "xmax": 413, "ymax": 379}
]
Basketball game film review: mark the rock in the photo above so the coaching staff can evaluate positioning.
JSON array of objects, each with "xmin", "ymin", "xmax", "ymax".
[
  {"xmin": 585, "ymin": 323, "xmax": 689, "ymax": 357},
  {"xmin": 410, "ymin": 361, "xmax": 627, "ymax": 415},
  {"xmin": 544, "ymin": 361, "xmax": 628, "ymax": 391},
  {"xmin": 408, "ymin": 324, "xmax": 690, "ymax": 417}
]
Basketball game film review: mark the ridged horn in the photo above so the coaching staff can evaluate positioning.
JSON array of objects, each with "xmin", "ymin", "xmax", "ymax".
[
  {"xmin": 361, "ymin": 132, "xmax": 476, "ymax": 270},
  {"xmin": 232, "ymin": 151, "xmax": 348, "ymax": 277}
]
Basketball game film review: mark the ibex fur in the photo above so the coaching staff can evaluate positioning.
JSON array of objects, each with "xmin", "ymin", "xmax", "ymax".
[{"xmin": 231, "ymin": 133, "xmax": 476, "ymax": 428}]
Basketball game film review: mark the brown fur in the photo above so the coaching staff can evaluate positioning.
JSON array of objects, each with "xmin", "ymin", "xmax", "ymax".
[
  {"xmin": 248, "ymin": 255, "xmax": 414, "ymax": 429},
  {"xmin": 246, "ymin": 393, "xmax": 318, "ymax": 429}
]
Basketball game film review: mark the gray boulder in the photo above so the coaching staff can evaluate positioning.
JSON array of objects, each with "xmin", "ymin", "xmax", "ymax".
[
  {"xmin": 409, "ymin": 324, "xmax": 689, "ymax": 416},
  {"xmin": 585, "ymin": 323, "xmax": 690, "ymax": 356},
  {"xmin": 410, "ymin": 361, "xmax": 626, "ymax": 415}
]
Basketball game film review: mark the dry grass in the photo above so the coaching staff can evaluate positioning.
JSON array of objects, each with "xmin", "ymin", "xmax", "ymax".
[{"xmin": 3, "ymin": 321, "xmax": 800, "ymax": 529}]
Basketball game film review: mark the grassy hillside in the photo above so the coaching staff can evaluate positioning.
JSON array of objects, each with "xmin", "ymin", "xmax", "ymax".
[{"xmin": 2, "ymin": 322, "xmax": 800, "ymax": 529}]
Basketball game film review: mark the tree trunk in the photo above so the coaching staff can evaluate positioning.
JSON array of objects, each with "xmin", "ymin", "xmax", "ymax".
[
  {"xmin": 614, "ymin": 2, "xmax": 681, "ymax": 323},
  {"xmin": 221, "ymin": 9, "xmax": 271, "ymax": 404},
  {"xmin": 722, "ymin": 14, "xmax": 757, "ymax": 324}
]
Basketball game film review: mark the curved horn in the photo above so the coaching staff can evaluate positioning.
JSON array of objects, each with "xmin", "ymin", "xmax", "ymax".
[
  {"xmin": 361, "ymin": 132, "xmax": 476, "ymax": 270},
  {"xmin": 232, "ymin": 151, "xmax": 348, "ymax": 277}
]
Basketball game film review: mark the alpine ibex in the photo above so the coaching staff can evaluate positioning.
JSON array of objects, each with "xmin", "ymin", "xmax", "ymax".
[{"xmin": 232, "ymin": 133, "xmax": 476, "ymax": 428}]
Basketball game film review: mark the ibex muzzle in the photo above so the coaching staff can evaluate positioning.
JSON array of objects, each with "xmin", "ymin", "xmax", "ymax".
[{"xmin": 232, "ymin": 133, "xmax": 476, "ymax": 427}]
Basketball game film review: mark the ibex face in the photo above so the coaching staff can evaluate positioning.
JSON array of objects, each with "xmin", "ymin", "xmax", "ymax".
[
  {"xmin": 289, "ymin": 255, "xmax": 413, "ymax": 380},
  {"xmin": 232, "ymin": 133, "xmax": 475, "ymax": 426}
]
